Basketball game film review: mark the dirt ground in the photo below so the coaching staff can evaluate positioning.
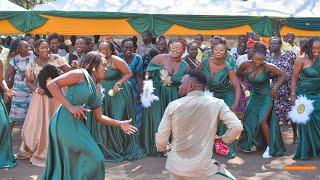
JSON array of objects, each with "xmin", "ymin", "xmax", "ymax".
[{"xmin": 1, "ymin": 123, "xmax": 319, "ymax": 180}]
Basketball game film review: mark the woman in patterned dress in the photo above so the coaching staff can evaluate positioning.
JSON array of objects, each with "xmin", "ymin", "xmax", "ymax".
[
  {"xmin": 265, "ymin": 37, "xmax": 297, "ymax": 143},
  {"xmin": 6, "ymin": 40, "xmax": 35, "ymax": 122}
]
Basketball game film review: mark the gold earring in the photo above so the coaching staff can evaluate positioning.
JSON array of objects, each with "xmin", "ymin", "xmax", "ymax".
[{"xmin": 93, "ymin": 68, "xmax": 96, "ymax": 72}]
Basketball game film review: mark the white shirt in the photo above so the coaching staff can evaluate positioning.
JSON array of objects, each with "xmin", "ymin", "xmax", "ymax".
[
  {"xmin": 156, "ymin": 91, "xmax": 243, "ymax": 178},
  {"xmin": 236, "ymin": 54, "xmax": 248, "ymax": 68}
]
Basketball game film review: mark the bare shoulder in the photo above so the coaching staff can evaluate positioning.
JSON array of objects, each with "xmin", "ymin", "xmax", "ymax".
[
  {"xmin": 65, "ymin": 69, "xmax": 86, "ymax": 78},
  {"xmin": 111, "ymin": 55, "xmax": 128, "ymax": 67},
  {"xmin": 152, "ymin": 54, "xmax": 171, "ymax": 64},
  {"xmin": 239, "ymin": 60, "xmax": 251, "ymax": 69},
  {"xmin": 111, "ymin": 55, "xmax": 124, "ymax": 63},
  {"xmin": 242, "ymin": 60, "xmax": 252, "ymax": 66},
  {"xmin": 296, "ymin": 55, "xmax": 308, "ymax": 65},
  {"xmin": 265, "ymin": 62, "xmax": 277, "ymax": 68}
]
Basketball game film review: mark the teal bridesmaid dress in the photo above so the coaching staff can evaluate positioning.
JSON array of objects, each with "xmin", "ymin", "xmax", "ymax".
[
  {"xmin": 294, "ymin": 60, "xmax": 320, "ymax": 160},
  {"xmin": 0, "ymin": 97, "xmax": 16, "ymax": 169},
  {"xmin": 238, "ymin": 65, "xmax": 286, "ymax": 156},
  {"xmin": 201, "ymin": 58, "xmax": 237, "ymax": 159},
  {"xmin": 142, "ymin": 61, "xmax": 188, "ymax": 155},
  {"xmin": 42, "ymin": 69, "xmax": 105, "ymax": 180}
]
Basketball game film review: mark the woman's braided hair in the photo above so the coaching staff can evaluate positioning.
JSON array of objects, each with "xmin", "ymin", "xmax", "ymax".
[
  {"xmin": 79, "ymin": 51, "xmax": 104, "ymax": 75},
  {"xmin": 253, "ymin": 42, "xmax": 267, "ymax": 56}
]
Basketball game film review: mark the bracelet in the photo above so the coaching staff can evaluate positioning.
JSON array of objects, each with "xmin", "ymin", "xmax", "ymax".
[
  {"xmin": 290, "ymin": 92, "xmax": 296, "ymax": 95},
  {"xmin": 115, "ymin": 82, "xmax": 121, "ymax": 87}
]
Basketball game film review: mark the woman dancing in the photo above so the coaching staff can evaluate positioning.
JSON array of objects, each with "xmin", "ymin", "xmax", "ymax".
[
  {"xmin": 237, "ymin": 43, "xmax": 287, "ymax": 158},
  {"xmin": 196, "ymin": 43, "xmax": 240, "ymax": 159},
  {"xmin": 42, "ymin": 52, "xmax": 137, "ymax": 180},
  {"xmin": 142, "ymin": 41, "xmax": 188, "ymax": 155}
]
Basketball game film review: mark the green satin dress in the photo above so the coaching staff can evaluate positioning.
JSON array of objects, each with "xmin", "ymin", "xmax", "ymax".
[
  {"xmin": 98, "ymin": 67, "xmax": 145, "ymax": 162},
  {"xmin": 0, "ymin": 98, "xmax": 16, "ymax": 169},
  {"xmin": 42, "ymin": 69, "xmax": 105, "ymax": 180},
  {"xmin": 142, "ymin": 61, "xmax": 188, "ymax": 156},
  {"xmin": 294, "ymin": 60, "xmax": 320, "ymax": 160},
  {"xmin": 201, "ymin": 58, "xmax": 237, "ymax": 159},
  {"xmin": 238, "ymin": 65, "xmax": 286, "ymax": 156},
  {"xmin": 201, "ymin": 50, "xmax": 236, "ymax": 69}
]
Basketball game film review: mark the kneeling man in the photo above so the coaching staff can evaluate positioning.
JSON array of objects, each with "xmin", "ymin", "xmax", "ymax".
[{"xmin": 156, "ymin": 71, "xmax": 243, "ymax": 180}]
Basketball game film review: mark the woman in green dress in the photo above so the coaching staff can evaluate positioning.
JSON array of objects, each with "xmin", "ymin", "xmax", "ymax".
[
  {"xmin": 142, "ymin": 41, "xmax": 188, "ymax": 155},
  {"xmin": 0, "ymin": 59, "xmax": 16, "ymax": 169},
  {"xmin": 98, "ymin": 41, "xmax": 145, "ymax": 162},
  {"xmin": 290, "ymin": 37, "xmax": 320, "ymax": 160},
  {"xmin": 196, "ymin": 43, "xmax": 241, "ymax": 159},
  {"xmin": 42, "ymin": 52, "xmax": 138, "ymax": 180},
  {"xmin": 201, "ymin": 36, "xmax": 237, "ymax": 70},
  {"xmin": 237, "ymin": 43, "xmax": 287, "ymax": 158}
]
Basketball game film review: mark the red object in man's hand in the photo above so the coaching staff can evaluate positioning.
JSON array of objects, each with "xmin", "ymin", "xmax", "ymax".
[{"xmin": 215, "ymin": 138, "xmax": 229, "ymax": 156}]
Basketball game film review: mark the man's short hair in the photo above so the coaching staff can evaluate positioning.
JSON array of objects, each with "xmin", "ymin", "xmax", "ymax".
[
  {"xmin": 142, "ymin": 30, "xmax": 152, "ymax": 37},
  {"xmin": 47, "ymin": 33, "xmax": 62, "ymax": 43},
  {"xmin": 187, "ymin": 71, "xmax": 207, "ymax": 86}
]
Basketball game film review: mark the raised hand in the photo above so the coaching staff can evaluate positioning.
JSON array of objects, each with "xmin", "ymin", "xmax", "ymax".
[{"xmin": 119, "ymin": 119, "xmax": 138, "ymax": 135}]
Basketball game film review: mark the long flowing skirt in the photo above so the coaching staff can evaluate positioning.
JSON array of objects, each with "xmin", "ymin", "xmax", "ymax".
[
  {"xmin": 19, "ymin": 93, "xmax": 60, "ymax": 167},
  {"xmin": 41, "ymin": 107, "xmax": 105, "ymax": 180},
  {"xmin": 214, "ymin": 91, "xmax": 237, "ymax": 159},
  {"xmin": 293, "ymin": 92, "xmax": 320, "ymax": 160},
  {"xmin": 238, "ymin": 95, "xmax": 286, "ymax": 156},
  {"xmin": 97, "ymin": 80, "xmax": 145, "ymax": 162},
  {"xmin": 0, "ymin": 98, "xmax": 16, "ymax": 169}
]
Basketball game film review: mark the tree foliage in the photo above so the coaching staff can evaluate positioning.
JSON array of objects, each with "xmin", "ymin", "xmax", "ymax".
[{"xmin": 9, "ymin": 0, "xmax": 56, "ymax": 9}]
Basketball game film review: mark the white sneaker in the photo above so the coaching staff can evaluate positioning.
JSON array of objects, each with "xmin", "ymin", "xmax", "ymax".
[{"xmin": 262, "ymin": 146, "xmax": 272, "ymax": 159}]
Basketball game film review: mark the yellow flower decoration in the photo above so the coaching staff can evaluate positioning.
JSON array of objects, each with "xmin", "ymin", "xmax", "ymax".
[
  {"xmin": 244, "ymin": 90, "xmax": 251, "ymax": 98},
  {"xmin": 108, "ymin": 89, "xmax": 114, "ymax": 96}
]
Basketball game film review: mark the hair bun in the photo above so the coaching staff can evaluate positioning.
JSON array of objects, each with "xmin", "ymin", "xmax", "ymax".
[{"xmin": 38, "ymin": 64, "xmax": 60, "ymax": 98}]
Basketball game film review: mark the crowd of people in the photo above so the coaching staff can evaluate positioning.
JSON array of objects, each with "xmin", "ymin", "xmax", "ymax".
[{"xmin": 0, "ymin": 30, "xmax": 319, "ymax": 179}]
